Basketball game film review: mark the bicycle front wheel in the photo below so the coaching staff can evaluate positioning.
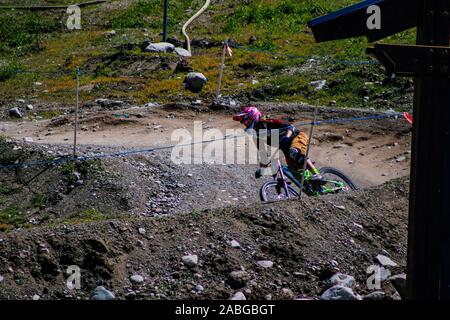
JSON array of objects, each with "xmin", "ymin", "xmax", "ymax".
[{"xmin": 260, "ymin": 181, "xmax": 300, "ymax": 202}]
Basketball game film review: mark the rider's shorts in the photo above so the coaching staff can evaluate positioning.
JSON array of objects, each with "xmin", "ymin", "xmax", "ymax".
[{"xmin": 284, "ymin": 132, "xmax": 309, "ymax": 170}]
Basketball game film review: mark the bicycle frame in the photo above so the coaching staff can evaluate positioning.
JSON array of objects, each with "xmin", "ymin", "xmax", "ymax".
[{"xmin": 271, "ymin": 160, "xmax": 348, "ymax": 197}]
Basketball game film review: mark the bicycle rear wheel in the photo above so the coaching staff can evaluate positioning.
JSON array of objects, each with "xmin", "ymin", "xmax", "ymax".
[{"xmin": 260, "ymin": 180, "xmax": 300, "ymax": 202}]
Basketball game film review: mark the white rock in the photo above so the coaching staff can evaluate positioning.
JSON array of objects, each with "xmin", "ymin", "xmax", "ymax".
[
  {"xmin": 26, "ymin": 104, "xmax": 34, "ymax": 111},
  {"xmin": 91, "ymin": 286, "xmax": 115, "ymax": 300},
  {"xmin": 32, "ymin": 295, "xmax": 40, "ymax": 300},
  {"xmin": 327, "ymin": 273, "xmax": 355, "ymax": 289},
  {"xmin": 182, "ymin": 254, "xmax": 198, "ymax": 268},
  {"xmin": 104, "ymin": 30, "xmax": 116, "ymax": 37},
  {"xmin": 334, "ymin": 205, "xmax": 346, "ymax": 211},
  {"xmin": 396, "ymin": 156, "xmax": 406, "ymax": 162},
  {"xmin": 175, "ymin": 47, "xmax": 192, "ymax": 57},
  {"xmin": 231, "ymin": 292, "xmax": 246, "ymax": 300},
  {"xmin": 364, "ymin": 291, "xmax": 386, "ymax": 300},
  {"xmin": 229, "ymin": 240, "xmax": 241, "ymax": 248},
  {"xmin": 24, "ymin": 137, "xmax": 34, "ymax": 143},
  {"xmin": 257, "ymin": 260, "xmax": 274, "ymax": 268},
  {"xmin": 0, "ymin": 275, "xmax": 3, "ymax": 282},
  {"xmin": 310, "ymin": 80, "xmax": 327, "ymax": 90},
  {"xmin": 144, "ymin": 42, "xmax": 175, "ymax": 53},
  {"xmin": 34, "ymin": 82, "xmax": 43, "ymax": 86},
  {"xmin": 251, "ymin": 79, "xmax": 259, "ymax": 85},
  {"xmin": 130, "ymin": 274, "xmax": 144, "ymax": 284},
  {"xmin": 375, "ymin": 254, "xmax": 398, "ymax": 267},
  {"xmin": 144, "ymin": 102, "xmax": 159, "ymax": 108},
  {"xmin": 320, "ymin": 285, "xmax": 362, "ymax": 300},
  {"xmin": 138, "ymin": 227, "xmax": 146, "ymax": 235},
  {"xmin": 17, "ymin": 99, "xmax": 26, "ymax": 103}
]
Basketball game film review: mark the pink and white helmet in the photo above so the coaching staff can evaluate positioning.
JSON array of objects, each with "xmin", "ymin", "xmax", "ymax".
[{"xmin": 233, "ymin": 105, "xmax": 263, "ymax": 127}]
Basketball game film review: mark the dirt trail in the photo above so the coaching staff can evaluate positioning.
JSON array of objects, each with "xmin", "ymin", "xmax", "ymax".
[{"xmin": 0, "ymin": 105, "xmax": 412, "ymax": 188}]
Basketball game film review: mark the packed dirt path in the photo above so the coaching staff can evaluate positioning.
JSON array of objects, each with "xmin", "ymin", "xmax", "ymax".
[{"xmin": 0, "ymin": 104, "xmax": 412, "ymax": 188}]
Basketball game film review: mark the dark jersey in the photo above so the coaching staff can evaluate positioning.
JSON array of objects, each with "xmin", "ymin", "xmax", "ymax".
[{"xmin": 253, "ymin": 118, "xmax": 299, "ymax": 153}]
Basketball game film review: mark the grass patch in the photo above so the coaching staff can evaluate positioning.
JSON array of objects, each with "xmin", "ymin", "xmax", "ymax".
[
  {"xmin": 0, "ymin": 62, "xmax": 22, "ymax": 81},
  {"xmin": 31, "ymin": 193, "xmax": 45, "ymax": 208},
  {"xmin": 110, "ymin": 0, "xmax": 200, "ymax": 31},
  {"xmin": 66, "ymin": 208, "xmax": 108, "ymax": 223},
  {"xmin": 0, "ymin": 10, "xmax": 60, "ymax": 56},
  {"xmin": 0, "ymin": 207, "xmax": 26, "ymax": 231}
]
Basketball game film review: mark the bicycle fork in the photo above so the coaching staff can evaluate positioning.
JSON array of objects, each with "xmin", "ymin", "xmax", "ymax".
[{"xmin": 276, "ymin": 160, "xmax": 291, "ymax": 199}]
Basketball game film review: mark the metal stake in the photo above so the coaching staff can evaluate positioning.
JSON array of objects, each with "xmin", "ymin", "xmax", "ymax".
[
  {"xmin": 216, "ymin": 41, "xmax": 227, "ymax": 101},
  {"xmin": 299, "ymin": 107, "xmax": 318, "ymax": 199}
]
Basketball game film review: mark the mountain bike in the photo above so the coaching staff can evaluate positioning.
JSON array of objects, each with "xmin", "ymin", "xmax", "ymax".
[{"xmin": 258, "ymin": 160, "xmax": 357, "ymax": 202}]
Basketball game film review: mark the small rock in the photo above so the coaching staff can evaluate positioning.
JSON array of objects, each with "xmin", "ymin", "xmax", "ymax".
[
  {"xmin": 396, "ymin": 156, "xmax": 406, "ymax": 162},
  {"xmin": 144, "ymin": 42, "xmax": 175, "ymax": 53},
  {"xmin": 182, "ymin": 254, "xmax": 198, "ymax": 268},
  {"xmin": 320, "ymin": 285, "xmax": 362, "ymax": 300},
  {"xmin": 265, "ymin": 294, "xmax": 272, "ymax": 300},
  {"xmin": 257, "ymin": 260, "xmax": 274, "ymax": 268},
  {"xmin": 326, "ymin": 273, "xmax": 355, "ymax": 289},
  {"xmin": 310, "ymin": 80, "xmax": 327, "ymax": 90},
  {"xmin": 9, "ymin": 107, "xmax": 23, "ymax": 118},
  {"xmin": 229, "ymin": 240, "xmax": 241, "ymax": 248},
  {"xmin": 194, "ymin": 284, "xmax": 204, "ymax": 293},
  {"xmin": 24, "ymin": 137, "xmax": 34, "ymax": 143},
  {"xmin": 230, "ymin": 292, "xmax": 246, "ymax": 300},
  {"xmin": 130, "ymin": 274, "xmax": 144, "ymax": 284},
  {"xmin": 183, "ymin": 72, "xmax": 207, "ymax": 93},
  {"xmin": 227, "ymin": 271, "xmax": 250, "ymax": 289},
  {"xmin": 334, "ymin": 205, "xmax": 346, "ymax": 211},
  {"xmin": 280, "ymin": 288, "xmax": 294, "ymax": 299},
  {"xmin": 175, "ymin": 47, "xmax": 192, "ymax": 57},
  {"xmin": 91, "ymin": 286, "xmax": 115, "ymax": 300},
  {"xmin": 17, "ymin": 99, "xmax": 26, "ymax": 103},
  {"xmin": 329, "ymin": 100, "xmax": 337, "ymax": 106},
  {"xmin": 144, "ymin": 102, "xmax": 159, "ymax": 108},
  {"xmin": 138, "ymin": 227, "xmax": 146, "ymax": 235},
  {"xmin": 0, "ymin": 275, "xmax": 3, "ymax": 282},
  {"xmin": 26, "ymin": 104, "xmax": 34, "ymax": 111},
  {"xmin": 32, "ymin": 295, "xmax": 40, "ymax": 300},
  {"xmin": 125, "ymin": 291, "xmax": 137, "ymax": 300},
  {"xmin": 104, "ymin": 30, "xmax": 116, "ymax": 37},
  {"xmin": 333, "ymin": 144, "xmax": 348, "ymax": 149},
  {"xmin": 375, "ymin": 254, "xmax": 398, "ymax": 267},
  {"xmin": 364, "ymin": 291, "xmax": 386, "ymax": 300}
]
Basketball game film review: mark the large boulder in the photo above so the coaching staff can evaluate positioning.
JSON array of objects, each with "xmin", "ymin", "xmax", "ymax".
[
  {"xmin": 183, "ymin": 72, "xmax": 207, "ymax": 93},
  {"xmin": 143, "ymin": 42, "xmax": 175, "ymax": 53},
  {"xmin": 320, "ymin": 285, "xmax": 362, "ymax": 300}
]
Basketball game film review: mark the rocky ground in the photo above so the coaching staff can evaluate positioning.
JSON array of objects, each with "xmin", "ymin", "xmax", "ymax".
[
  {"xmin": 0, "ymin": 104, "xmax": 410, "ymax": 300},
  {"xmin": 0, "ymin": 176, "xmax": 408, "ymax": 300}
]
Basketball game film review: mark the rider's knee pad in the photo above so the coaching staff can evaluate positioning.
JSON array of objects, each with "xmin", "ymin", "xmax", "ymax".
[{"xmin": 288, "ymin": 148, "xmax": 306, "ymax": 165}]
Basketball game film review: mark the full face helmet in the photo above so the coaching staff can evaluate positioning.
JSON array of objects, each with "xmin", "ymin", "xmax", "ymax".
[{"xmin": 232, "ymin": 105, "xmax": 263, "ymax": 130}]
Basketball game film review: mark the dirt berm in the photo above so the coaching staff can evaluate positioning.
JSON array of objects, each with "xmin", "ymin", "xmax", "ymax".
[{"xmin": 0, "ymin": 177, "xmax": 408, "ymax": 300}]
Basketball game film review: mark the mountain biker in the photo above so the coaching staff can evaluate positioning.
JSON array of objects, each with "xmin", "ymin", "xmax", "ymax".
[{"xmin": 233, "ymin": 105, "xmax": 323, "ymax": 181}]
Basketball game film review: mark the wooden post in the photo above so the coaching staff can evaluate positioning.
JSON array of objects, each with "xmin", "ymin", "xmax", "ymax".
[
  {"xmin": 216, "ymin": 42, "xmax": 227, "ymax": 100},
  {"xmin": 406, "ymin": 0, "xmax": 450, "ymax": 299}
]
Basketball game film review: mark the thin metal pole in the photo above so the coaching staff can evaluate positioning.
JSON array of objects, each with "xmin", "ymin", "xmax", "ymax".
[
  {"xmin": 298, "ymin": 107, "xmax": 318, "ymax": 199},
  {"xmin": 162, "ymin": 0, "xmax": 168, "ymax": 42},
  {"xmin": 73, "ymin": 67, "xmax": 80, "ymax": 157},
  {"xmin": 216, "ymin": 42, "xmax": 226, "ymax": 101}
]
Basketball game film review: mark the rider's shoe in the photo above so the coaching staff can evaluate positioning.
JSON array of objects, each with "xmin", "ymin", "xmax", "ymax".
[{"xmin": 310, "ymin": 173, "xmax": 326, "ymax": 185}]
